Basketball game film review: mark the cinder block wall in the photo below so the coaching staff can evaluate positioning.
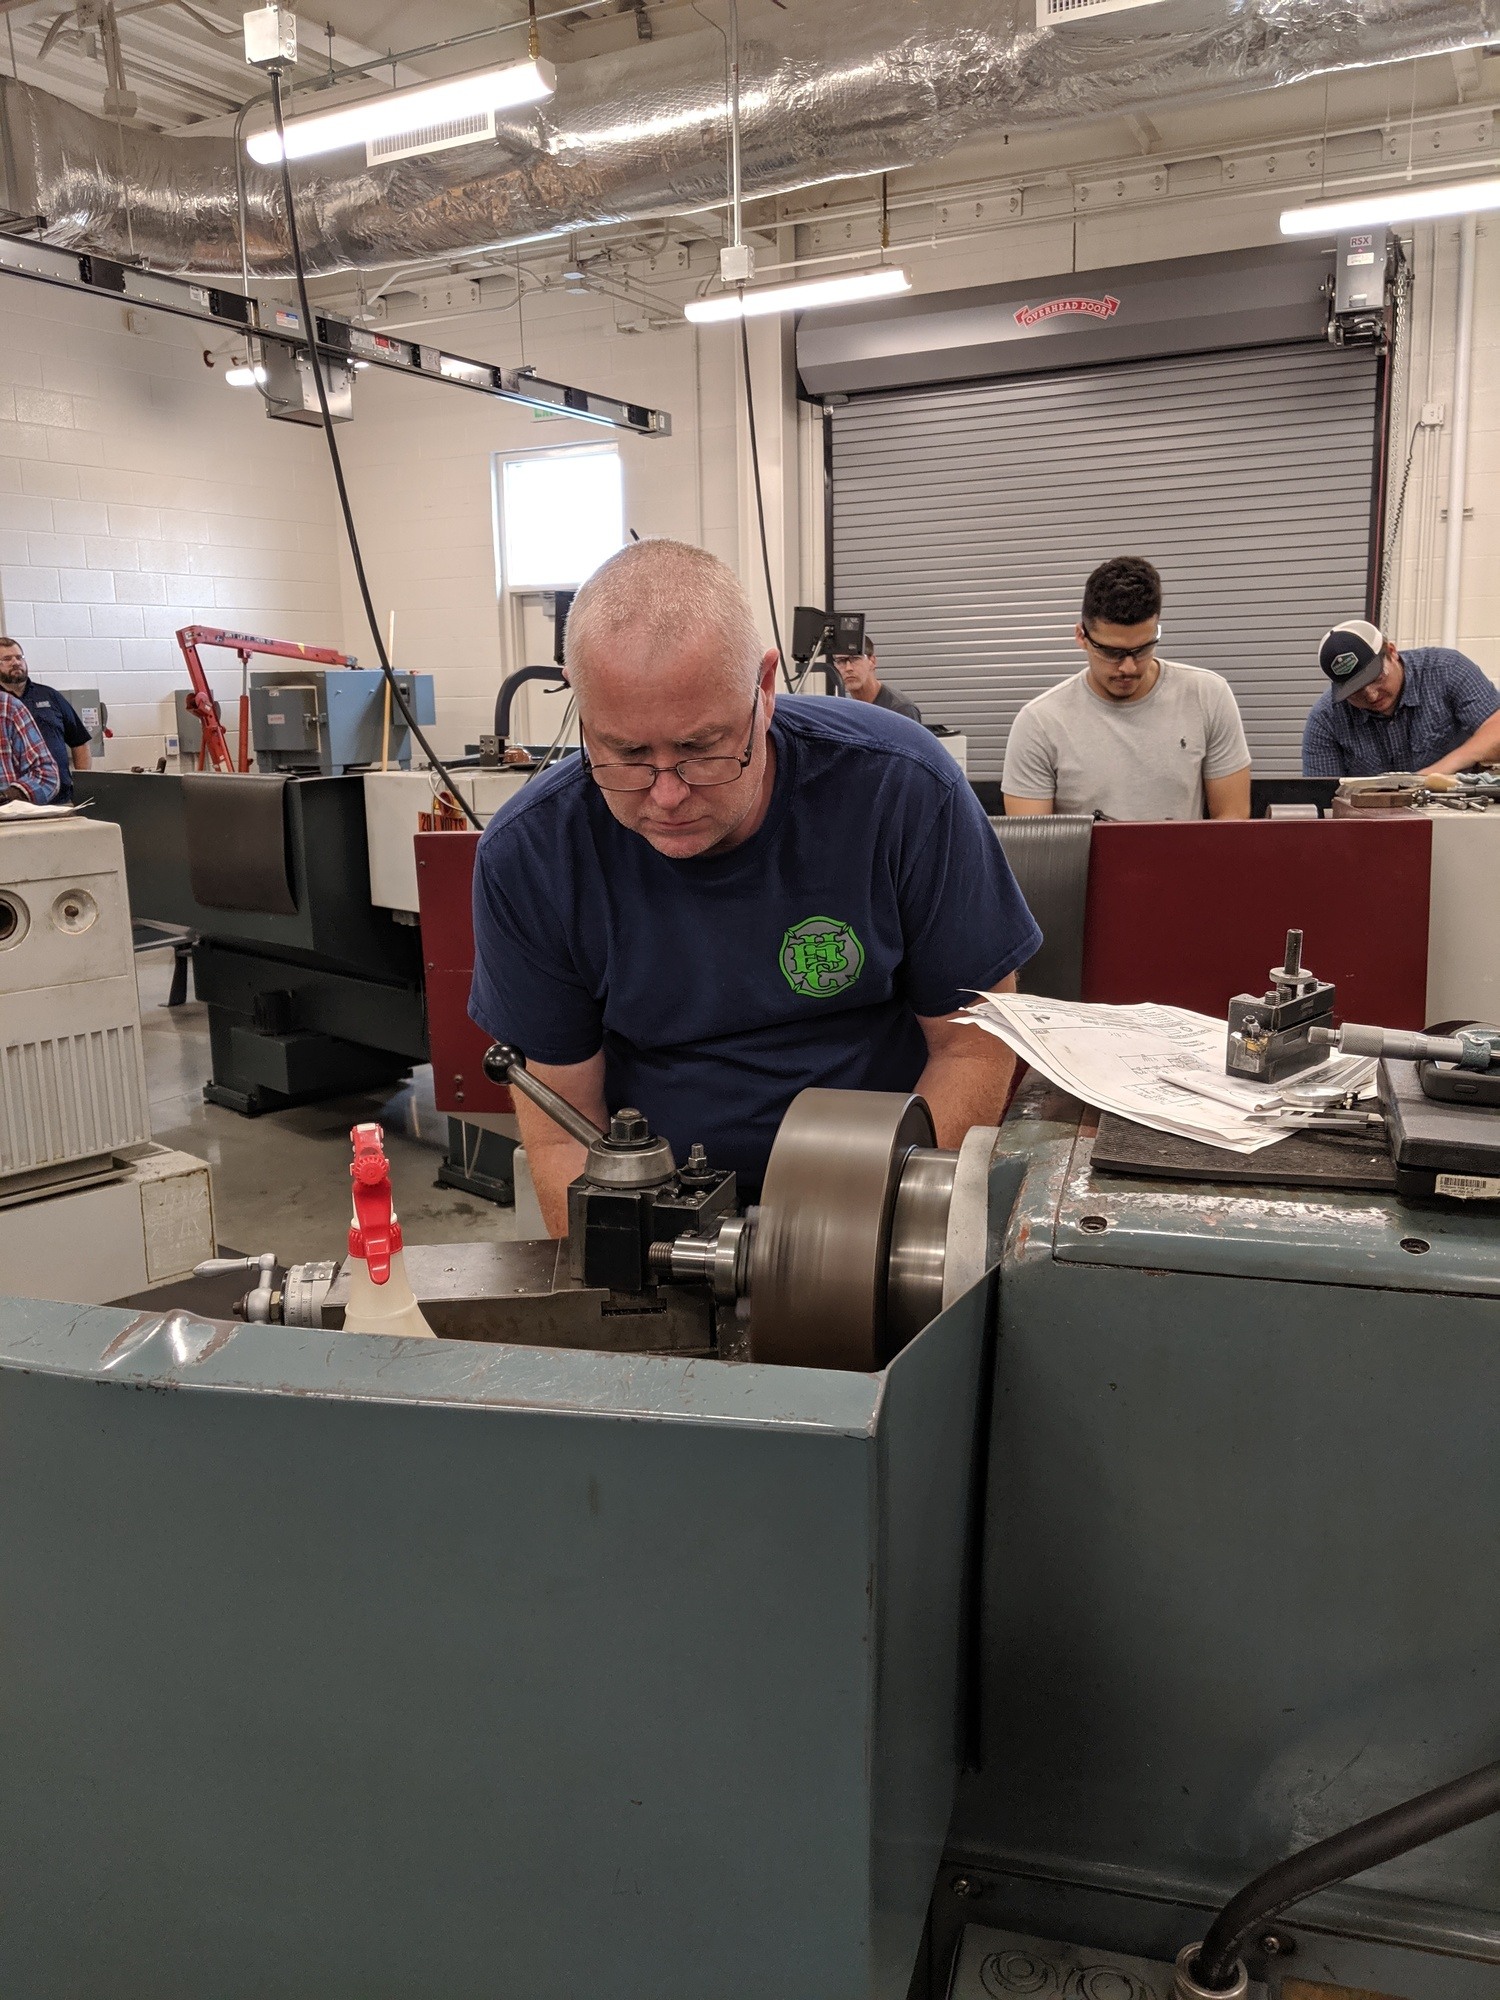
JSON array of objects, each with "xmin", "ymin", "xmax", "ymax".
[{"xmin": 0, "ymin": 278, "xmax": 341, "ymax": 770}]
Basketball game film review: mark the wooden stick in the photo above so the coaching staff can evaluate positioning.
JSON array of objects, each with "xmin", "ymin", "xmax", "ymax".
[{"xmin": 380, "ymin": 608, "xmax": 394, "ymax": 772}]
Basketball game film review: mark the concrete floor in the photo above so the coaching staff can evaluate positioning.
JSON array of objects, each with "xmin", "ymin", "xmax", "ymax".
[{"xmin": 137, "ymin": 955, "xmax": 543, "ymax": 1265}]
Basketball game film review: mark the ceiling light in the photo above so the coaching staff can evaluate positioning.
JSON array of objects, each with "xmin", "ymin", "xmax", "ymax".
[
  {"xmin": 224, "ymin": 363, "xmax": 268, "ymax": 388},
  {"xmin": 1281, "ymin": 177, "xmax": 1500, "ymax": 236},
  {"xmin": 685, "ymin": 266, "xmax": 912, "ymax": 324},
  {"xmin": 245, "ymin": 56, "xmax": 556, "ymax": 166}
]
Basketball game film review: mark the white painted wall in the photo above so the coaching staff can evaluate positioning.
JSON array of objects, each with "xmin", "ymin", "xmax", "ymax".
[
  {"xmin": 0, "ymin": 273, "xmax": 341, "ymax": 771},
  {"xmin": 1385, "ymin": 216, "xmax": 1500, "ymax": 679}
]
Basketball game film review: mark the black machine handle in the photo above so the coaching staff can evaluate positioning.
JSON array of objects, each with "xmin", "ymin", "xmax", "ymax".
[{"xmin": 483, "ymin": 1044, "xmax": 605, "ymax": 1149}]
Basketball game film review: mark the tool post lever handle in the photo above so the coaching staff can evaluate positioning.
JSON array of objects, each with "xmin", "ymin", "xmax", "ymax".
[{"xmin": 483, "ymin": 1044, "xmax": 607, "ymax": 1148}]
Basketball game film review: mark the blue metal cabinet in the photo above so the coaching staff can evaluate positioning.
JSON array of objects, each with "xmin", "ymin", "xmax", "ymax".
[
  {"xmin": 937, "ymin": 1086, "xmax": 1500, "ymax": 1998},
  {"xmin": 0, "ymin": 1287, "xmax": 988, "ymax": 1999}
]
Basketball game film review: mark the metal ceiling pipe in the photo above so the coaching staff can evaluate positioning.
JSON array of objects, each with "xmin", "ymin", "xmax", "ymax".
[{"xmin": 0, "ymin": 0, "xmax": 1496, "ymax": 277}]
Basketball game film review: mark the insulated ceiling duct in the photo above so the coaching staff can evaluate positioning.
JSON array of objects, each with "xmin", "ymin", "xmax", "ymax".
[{"xmin": 0, "ymin": 0, "xmax": 1495, "ymax": 277}]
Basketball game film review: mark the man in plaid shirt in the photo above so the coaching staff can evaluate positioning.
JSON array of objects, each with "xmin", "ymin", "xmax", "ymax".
[{"xmin": 0, "ymin": 688, "xmax": 60, "ymax": 802}]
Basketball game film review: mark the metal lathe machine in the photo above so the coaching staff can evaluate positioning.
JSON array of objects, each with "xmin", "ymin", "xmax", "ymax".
[{"xmin": 2, "ymin": 1031, "xmax": 1498, "ymax": 1999}]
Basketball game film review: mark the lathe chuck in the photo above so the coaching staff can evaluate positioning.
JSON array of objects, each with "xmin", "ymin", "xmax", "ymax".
[{"xmin": 749, "ymin": 1089, "xmax": 941, "ymax": 1369}]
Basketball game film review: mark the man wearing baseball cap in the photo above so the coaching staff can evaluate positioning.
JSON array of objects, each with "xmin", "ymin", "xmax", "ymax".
[{"xmin": 1302, "ymin": 620, "xmax": 1500, "ymax": 778}]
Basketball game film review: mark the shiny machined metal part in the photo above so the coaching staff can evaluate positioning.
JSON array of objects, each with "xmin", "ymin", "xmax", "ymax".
[
  {"xmin": 649, "ymin": 1214, "xmax": 752, "ymax": 1304},
  {"xmin": 749, "ymin": 1088, "xmax": 936, "ymax": 1371},
  {"xmin": 885, "ymin": 1148, "xmax": 958, "ymax": 1352},
  {"xmin": 1173, "ymin": 1945, "xmax": 1248, "ymax": 2000},
  {"xmin": 282, "ymin": 1260, "xmax": 339, "ymax": 1329}
]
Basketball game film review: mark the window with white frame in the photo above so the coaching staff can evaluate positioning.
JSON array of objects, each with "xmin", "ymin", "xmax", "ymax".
[{"xmin": 496, "ymin": 443, "xmax": 625, "ymax": 592}]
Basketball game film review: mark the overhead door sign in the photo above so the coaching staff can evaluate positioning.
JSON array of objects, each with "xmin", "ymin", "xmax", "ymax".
[{"xmin": 1014, "ymin": 293, "xmax": 1122, "ymax": 329}]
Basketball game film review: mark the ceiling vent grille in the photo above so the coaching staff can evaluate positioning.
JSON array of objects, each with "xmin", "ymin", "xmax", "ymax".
[
  {"xmin": 366, "ymin": 108, "xmax": 496, "ymax": 167},
  {"xmin": 1037, "ymin": 0, "xmax": 1201, "ymax": 23}
]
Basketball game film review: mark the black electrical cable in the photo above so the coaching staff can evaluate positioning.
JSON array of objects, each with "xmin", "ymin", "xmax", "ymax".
[
  {"xmin": 738, "ymin": 314, "xmax": 795, "ymax": 693},
  {"xmin": 268, "ymin": 71, "xmax": 483, "ymax": 830},
  {"xmin": 1193, "ymin": 1755, "xmax": 1500, "ymax": 1991}
]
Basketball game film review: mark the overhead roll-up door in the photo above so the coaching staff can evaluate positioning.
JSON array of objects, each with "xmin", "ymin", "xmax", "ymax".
[{"xmin": 828, "ymin": 342, "xmax": 1379, "ymax": 780}]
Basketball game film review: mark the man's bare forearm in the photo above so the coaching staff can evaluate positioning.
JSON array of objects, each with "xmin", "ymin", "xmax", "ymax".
[
  {"xmin": 510, "ymin": 1054, "xmax": 608, "ymax": 1238},
  {"xmin": 1424, "ymin": 709, "xmax": 1500, "ymax": 777},
  {"xmin": 916, "ymin": 1040, "xmax": 1018, "ymax": 1149}
]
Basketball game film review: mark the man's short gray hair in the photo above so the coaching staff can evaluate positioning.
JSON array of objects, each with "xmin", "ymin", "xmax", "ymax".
[{"xmin": 564, "ymin": 539, "xmax": 763, "ymax": 693}]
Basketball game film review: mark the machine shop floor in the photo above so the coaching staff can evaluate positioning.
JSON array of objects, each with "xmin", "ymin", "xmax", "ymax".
[{"xmin": 135, "ymin": 956, "xmax": 542, "ymax": 1265}]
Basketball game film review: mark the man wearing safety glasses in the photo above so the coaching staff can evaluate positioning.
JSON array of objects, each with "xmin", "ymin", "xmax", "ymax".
[
  {"xmin": 1002, "ymin": 555, "xmax": 1251, "ymax": 821},
  {"xmin": 469, "ymin": 537, "xmax": 1041, "ymax": 1235}
]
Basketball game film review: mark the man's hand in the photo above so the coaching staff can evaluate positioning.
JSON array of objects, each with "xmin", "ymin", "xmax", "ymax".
[
  {"xmin": 1205, "ymin": 765, "xmax": 1251, "ymax": 819},
  {"xmin": 1422, "ymin": 709, "xmax": 1500, "ymax": 778},
  {"xmin": 510, "ymin": 1052, "xmax": 608, "ymax": 1238},
  {"xmin": 916, "ymin": 974, "xmax": 1020, "ymax": 1148}
]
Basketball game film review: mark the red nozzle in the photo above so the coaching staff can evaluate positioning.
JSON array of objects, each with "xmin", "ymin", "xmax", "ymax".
[{"xmin": 348, "ymin": 1122, "xmax": 401, "ymax": 1284}]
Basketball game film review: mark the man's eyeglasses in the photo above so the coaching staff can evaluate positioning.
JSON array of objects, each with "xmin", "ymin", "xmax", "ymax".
[
  {"xmin": 582, "ymin": 698, "xmax": 759, "ymax": 794},
  {"xmin": 1082, "ymin": 626, "xmax": 1160, "ymax": 668}
]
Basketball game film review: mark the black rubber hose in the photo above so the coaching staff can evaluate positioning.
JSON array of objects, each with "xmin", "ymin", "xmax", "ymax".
[
  {"xmin": 1194, "ymin": 1756, "xmax": 1500, "ymax": 1990},
  {"xmin": 269, "ymin": 72, "xmax": 483, "ymax": 831},
  {"xmin": 494, "ymin": 665, "xmax": 566, "ymax": 740}
]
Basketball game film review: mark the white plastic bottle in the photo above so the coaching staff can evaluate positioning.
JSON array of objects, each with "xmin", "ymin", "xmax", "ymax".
[{"xmin": 340, "ymin": 1122, "xmax": 436, "ymax": 1339}]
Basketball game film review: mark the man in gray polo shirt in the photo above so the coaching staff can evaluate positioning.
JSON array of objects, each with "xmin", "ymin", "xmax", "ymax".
[{"xmin": 1002, "ymin": 556, "xmax": 1251, "ymax": 821}]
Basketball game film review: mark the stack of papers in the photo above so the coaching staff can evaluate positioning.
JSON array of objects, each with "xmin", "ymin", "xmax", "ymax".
[
  {"xmin": 964, "ymin": 992, "xmax": 1374, "ymax": 1156},
  {"xmin": 0, "ymin": 799, "xmax": 84, "ymax": 821}
]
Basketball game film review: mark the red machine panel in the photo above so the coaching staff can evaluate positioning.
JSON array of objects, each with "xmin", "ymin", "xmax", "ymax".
[
  {"xmin": 1081, "ymin": 819, "xmax": 1433, "ymax": 1028},
  {"xmin": 415, "ymin": 831, "xmax": 513, "ymax": 1117}
]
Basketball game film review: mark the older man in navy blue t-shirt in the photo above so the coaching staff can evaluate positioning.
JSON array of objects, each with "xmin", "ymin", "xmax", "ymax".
[{"xmin": 469, "ymin": 539, "xmax": 1040, "ymax": 1237}]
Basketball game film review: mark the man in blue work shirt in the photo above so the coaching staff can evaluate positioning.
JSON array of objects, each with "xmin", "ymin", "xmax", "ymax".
[
  {"xmin": 1302, "ymin": 620, "xmax": 1500, "ymax": 779},
  {"xmin": 469, "ymin": 538, "xmax": 1040, "ymax": 1237},
  {"xmin": 0, "ymin": 636, "xmax": 91, "ymax": 801}
]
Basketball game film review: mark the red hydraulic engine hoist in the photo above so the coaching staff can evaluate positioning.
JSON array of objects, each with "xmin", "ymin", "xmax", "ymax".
[{"xmin": 175, "ymin": 625, "xmax": 358, "ymax": 774}]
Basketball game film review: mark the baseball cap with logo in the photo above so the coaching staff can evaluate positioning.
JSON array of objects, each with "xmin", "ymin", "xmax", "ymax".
[{"xmin": 1317, "ymin": 619, "xmax": 1385, "ymax": 703}]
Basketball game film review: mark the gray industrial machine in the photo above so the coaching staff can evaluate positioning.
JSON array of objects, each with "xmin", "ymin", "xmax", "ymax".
[
  {"xmin": 1, "ymin": 1068, "xmax": 1498, "ymax": 1999},
  {"xmin": 75, "ymin": 769, "xmax": 426, "ymax": 1114},
  {"xmin": 250, "ymin": 666, "xmax": 435, "ymax": 775}
]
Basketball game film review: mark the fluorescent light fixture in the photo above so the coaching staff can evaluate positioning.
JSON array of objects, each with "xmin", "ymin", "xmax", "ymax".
[
  {"xmin": 224, "ymin": 363, "xmax": 268, "ymax": 388},
  {"xmin": 245, "ymin": 56, "xmax": 556, "ymax": 165},
  {"xmin": 1281, "ymin": 177, "xmax": 1500, "ymax": 236},
  {"xmin": 684, "ymin": 265, "xmax": 912, "ymax": 324}
]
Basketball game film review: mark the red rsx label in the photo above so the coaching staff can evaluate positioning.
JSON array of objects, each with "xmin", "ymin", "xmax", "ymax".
[{"xmin": 1014, "ymin": 294, "xmax": 1122, "ymax": 329}]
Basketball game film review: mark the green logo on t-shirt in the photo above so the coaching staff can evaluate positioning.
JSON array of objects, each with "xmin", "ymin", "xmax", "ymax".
[{"xmin": 780, "ymin": 916, "xmax": 865, "ymax": 998}]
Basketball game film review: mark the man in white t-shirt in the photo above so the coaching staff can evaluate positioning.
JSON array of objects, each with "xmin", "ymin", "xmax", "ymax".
[{"xmin": 1001, "ymin": 556, "xmax": 1251, "ymax": 821}]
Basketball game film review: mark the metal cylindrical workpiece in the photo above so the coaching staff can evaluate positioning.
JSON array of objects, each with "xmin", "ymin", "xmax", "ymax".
[
  {"xmin": 649, "ymin": 1215, "xmax": 752, "ymax": 1304},
  {"xmin": 885, "ymin": 1147, "xmax": 958, "ymax": 1349}
]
